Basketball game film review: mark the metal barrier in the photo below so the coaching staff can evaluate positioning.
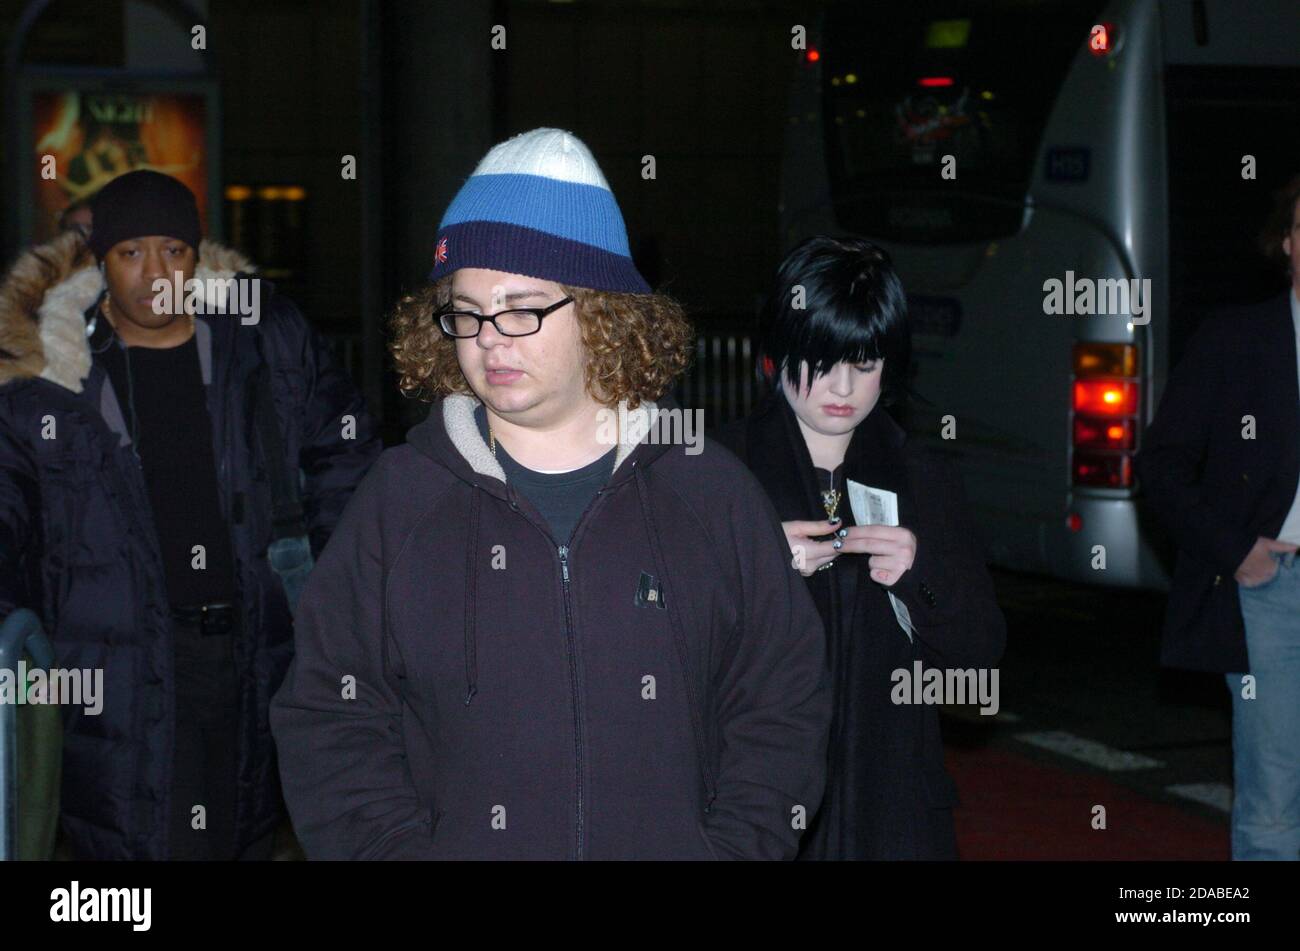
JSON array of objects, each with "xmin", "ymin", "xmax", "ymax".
[
  {"xmin": 0, "ymin": 608, "xmax": 54, "ymax": 861},
  {"xmin": 673, "ymin": 323, "xmax": 765, "ymax": 430}
]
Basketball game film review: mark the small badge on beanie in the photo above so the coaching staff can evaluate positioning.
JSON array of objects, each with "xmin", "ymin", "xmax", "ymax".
[{"xmin": 434, "ymin": 236, "xmax": 448, "ymax": 265}]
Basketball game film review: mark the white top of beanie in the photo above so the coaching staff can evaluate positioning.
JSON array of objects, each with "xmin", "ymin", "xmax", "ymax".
[{"xmin": 472, "ymin": 127, "xmax": 611, "ymax": 192}]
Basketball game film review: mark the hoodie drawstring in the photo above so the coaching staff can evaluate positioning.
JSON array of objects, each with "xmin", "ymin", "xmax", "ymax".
[
  {"xmin": 631, "ymin": 464, "xmax": 718, "ymax": 811},
  {"xmin": 463, "ymin": 487, "xmax": 481, "ymax": 704}
]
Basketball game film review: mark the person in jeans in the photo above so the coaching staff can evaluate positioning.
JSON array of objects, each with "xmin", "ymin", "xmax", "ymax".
[{"xmin": 1139, "ymin": 174, "xmax": 1300, "ymax": 860}]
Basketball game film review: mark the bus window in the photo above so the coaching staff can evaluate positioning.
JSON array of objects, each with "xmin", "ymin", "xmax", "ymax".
[{"xmin": 821, "ymin": 0, "xmax": 1103, "ymax": 244}]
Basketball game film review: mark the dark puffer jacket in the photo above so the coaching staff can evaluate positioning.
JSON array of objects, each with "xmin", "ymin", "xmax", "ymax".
[
  {"xmin": 270, "ymin": 394, "xmax": 832, "ymax": 860},
  {"xmin": 0, "ymin": 232, "xmax": 381, "ymax": 859}
]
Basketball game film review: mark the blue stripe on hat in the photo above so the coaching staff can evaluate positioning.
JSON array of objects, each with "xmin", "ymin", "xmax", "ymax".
[{"xmin": 439, "ymin": 173, "xmax": 634, "ymax": 257}]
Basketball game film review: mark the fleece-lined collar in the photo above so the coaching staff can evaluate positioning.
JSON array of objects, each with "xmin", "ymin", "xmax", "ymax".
[{"xmin": 441, "ymin": 392, "xmax": 659, "ymax": 482}]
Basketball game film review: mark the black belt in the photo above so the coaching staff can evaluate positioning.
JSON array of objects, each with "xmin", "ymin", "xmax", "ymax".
[{"xmin": 171, "ymin": 602, "xmax": 237, "ymax": 636}]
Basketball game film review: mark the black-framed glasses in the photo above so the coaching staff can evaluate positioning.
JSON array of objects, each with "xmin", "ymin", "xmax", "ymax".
[{"xmin": 435, "ymin": 296, "xmax": 574, "ymax": 338}]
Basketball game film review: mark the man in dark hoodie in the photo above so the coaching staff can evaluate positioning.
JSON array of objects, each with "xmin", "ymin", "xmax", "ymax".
[{"xmin": 270, "ymin": 128, "xmax": 831, "ymax": 860}]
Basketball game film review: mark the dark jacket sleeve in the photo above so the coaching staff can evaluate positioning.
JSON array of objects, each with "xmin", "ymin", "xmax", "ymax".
[
  {"xmin": 705, "ymin": 471, "xmax": 832, "ymax": 860},
  {"xmin": 1136, "ymin": 317, "xmax": 1258, "ymax": 576},
  {"xmin": 261, "ymin": 289, "xmax": 383, "ymax": 557},
  {"xmin": 0, "ymin": 401, "xmax": 37, "ymax": 621},
  {"xmin": 268, "ymin": 459, "xmax": 436, "ymax": 859},
  {"xmin": 890, "ymin": 454, "xmax": 1006, "ymax": 669}
]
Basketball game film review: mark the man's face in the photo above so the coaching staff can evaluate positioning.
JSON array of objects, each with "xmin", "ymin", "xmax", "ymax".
[
  {"xmin": 451, "ymin": 267, "xmax": 588, "ymax": 426},
  {"xmin": 781, "ymin": 358, "xmax": 884, "ymax": 437},
  {"xmin": 102, "ymin": 235, "xmax": 197, "ymax": 330},
  {"xmin": 1283, "ymin": 196, "xmax": 1300, "ymax": 293}
]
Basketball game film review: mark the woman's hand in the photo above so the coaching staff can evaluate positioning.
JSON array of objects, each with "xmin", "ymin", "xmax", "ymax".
[
  {"xmin": 836, "ymin": 525, "xmax": 917, "ymax": 586},
  {"xmin": 781, "ymin": 519, "xmax": 842, "ymax": 577}
]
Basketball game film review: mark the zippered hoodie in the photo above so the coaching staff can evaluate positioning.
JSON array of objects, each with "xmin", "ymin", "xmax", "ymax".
[{"xmin": 270, "ymin": 393, "xmax": 831, "ymax": 859}]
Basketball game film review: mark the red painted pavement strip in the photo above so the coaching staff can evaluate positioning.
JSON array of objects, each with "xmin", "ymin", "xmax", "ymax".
[{"xmin": 946, "ymin": 746, "xmax": 1230, "ymax": 860}]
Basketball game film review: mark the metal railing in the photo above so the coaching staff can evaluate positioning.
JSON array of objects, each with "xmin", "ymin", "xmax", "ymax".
[
  {"xmin": 673, "ymin": 322, "xmax": 766, "ymax": 429},
  {"xmin": 0, "ymin": 608, "xmax": 54, "ymax": 861}
]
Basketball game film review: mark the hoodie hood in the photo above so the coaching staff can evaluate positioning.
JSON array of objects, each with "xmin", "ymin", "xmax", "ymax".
[
  {"xmin": 408, "ymin": 392, "xmax": 677, "ymax": 491},
  {"xmin": 0, "ymin": 230, "xmax": 255, "ymax": 393}
]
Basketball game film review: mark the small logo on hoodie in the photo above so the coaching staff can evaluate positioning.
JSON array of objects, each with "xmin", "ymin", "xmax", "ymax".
[{"xmin": 635, "ymin": 571, "xmax": 666, "ymax": 609}]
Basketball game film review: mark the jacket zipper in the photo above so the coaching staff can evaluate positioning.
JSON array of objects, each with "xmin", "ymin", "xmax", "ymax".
[
  {"xmin": 504, "ymin": 481, "xmax": 617, "ymax": 861},
  {"xmin": 556, "ymin": 543, "xmax": 584, "ymax": 860}
]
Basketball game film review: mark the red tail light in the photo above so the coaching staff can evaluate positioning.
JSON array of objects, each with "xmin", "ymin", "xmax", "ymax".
[
  {"xmin": 1074, "ymin": 416, "xmax": 1134, "ymax": 451},
  {"xmin": 1073, "ymin": 380, "xmax": 1137, "ymax": 415},
  {"xmin": 1073, "ymin": 454, "xmax": 1132, "ymax": 488},
  {"xmin": 1072, "ymin": 343, "xmax": 1139, "ymax": 487}
]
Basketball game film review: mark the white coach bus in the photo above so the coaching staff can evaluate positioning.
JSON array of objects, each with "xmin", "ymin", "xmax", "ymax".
[{"xmin": 781, "ymin": 0, "xmax": 1300, "ymax": 588}]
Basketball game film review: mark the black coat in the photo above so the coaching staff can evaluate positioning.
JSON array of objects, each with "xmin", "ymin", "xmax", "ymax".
[
  {"xmin": 270, "ymin": 394, "xmax": 831, "ymax": 859},
  {"xmin": 716, "ymin": 392, "xmax": 1005, "ymax": 859},
  {"xmin": 0, "ymin": 234, "xmax": 382, "ymax": 859},
  {"xmin": 1136, "ymin": 291, "xmax": 1300, "ymax": 673}
]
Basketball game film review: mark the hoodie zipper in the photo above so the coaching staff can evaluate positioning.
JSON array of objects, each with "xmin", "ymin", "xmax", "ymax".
[
  {"xmin": 496, "ymin": 464, "xmax": 629, "ymax": 860},
  {"xmin": 556, "ymin": 543, "xmax": 584, "ymax": 860},
  {"xmin": 507, "ymin": 487, "xmax": 607, "ymax": 861}
]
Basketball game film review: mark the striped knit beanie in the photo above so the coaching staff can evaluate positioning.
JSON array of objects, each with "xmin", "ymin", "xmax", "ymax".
[{"xmin": 427, "ymin": 128, "xmax": 650, "ymax": 294}]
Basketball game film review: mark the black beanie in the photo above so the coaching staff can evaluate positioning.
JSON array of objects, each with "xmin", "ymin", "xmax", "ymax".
[{"xmin": 88, "ymin": 170, "xmax": 202, "ymax": 260}]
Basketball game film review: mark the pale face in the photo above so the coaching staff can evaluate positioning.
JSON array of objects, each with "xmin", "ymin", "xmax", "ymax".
[
  {"xmin": 1283, "ymin": 197, "xmax": 1300, "ymax": 296},
  {"xmin": 451, "ymin": 267, "xmax": 588, "ymax": 427},
  {"xmin": 780, "ymin": 358, "xmax": 884, "ymax": 436},
  {"xmin": 103, "ymin": 235, "xmax": 196, "ymax": 329}
]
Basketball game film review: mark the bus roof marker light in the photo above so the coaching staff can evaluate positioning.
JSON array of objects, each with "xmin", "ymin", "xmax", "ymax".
[
  {"xmin": 918, "ymin": 76, "xmax": 954, "ymax": 88},
  {"xmin": 925, "ymin": 18, "xmax": 971, "ymax": 49},
  {"xmin": 806, "ymin": 49, "xmax": 820, "ymax": 63}
]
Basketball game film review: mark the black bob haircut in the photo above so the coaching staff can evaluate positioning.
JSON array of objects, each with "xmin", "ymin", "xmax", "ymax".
[{"xmin": 757, "ymin": 235, "xmax": 911, "ymax": 407}]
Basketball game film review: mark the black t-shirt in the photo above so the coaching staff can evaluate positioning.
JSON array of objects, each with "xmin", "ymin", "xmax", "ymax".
[
  {"xmin": 104, "ymin": 334, "xmax": 238, "ymax": 607},
  {"xmin": 474, "ymin": 404, "xmax": 615, "ymax": 544}
]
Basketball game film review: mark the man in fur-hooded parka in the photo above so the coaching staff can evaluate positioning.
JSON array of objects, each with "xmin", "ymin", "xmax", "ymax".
[{"xmin": 0, "ymin": 175, "xmax": 381, "ymax": 859}]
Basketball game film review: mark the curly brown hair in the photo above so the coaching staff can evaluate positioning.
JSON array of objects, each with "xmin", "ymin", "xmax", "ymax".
[{"xmin": 388, "ymin": 277, "xmax": 695, "ymax": 409}]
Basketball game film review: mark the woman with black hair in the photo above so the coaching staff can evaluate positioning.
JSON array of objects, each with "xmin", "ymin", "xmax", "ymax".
[{"xmin": 716, "ymin": 235, "xmax": 1006, "ymax": 860}]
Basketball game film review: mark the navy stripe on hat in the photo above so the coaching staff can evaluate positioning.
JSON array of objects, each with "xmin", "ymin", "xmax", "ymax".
[{"xmin": 428, "ymin": 220, "xmax": 650, "ymax": 294}]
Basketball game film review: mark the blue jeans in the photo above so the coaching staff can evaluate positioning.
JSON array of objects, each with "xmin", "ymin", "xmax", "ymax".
[{"xmin": 1227, "ymin": 551, "xmax": 1300, "ymax": 860}]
